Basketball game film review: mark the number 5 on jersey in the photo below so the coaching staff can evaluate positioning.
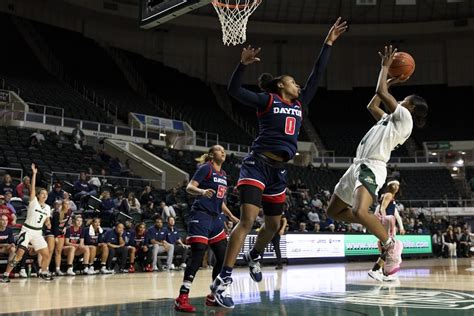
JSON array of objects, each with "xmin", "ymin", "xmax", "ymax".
[
  {"xmin": 217, "ymin": 185, "xmax": 227, "ymax": 199},
  {"xmin": 285, "ymin": 117, "xmax": 296, "ymax": 135}
]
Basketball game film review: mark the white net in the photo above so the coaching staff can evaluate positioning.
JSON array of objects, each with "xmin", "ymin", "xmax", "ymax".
[{"xmin": 211, "ymin": 0, "xmax": 262, "ymax": 46}]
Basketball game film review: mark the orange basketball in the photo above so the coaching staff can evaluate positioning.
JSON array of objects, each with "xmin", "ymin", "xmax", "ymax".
[{"xmin": 388, "ymin": 52, "xmax": 415, "ymax": 78}]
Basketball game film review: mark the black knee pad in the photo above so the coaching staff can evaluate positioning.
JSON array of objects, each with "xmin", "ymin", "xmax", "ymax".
[
  {"xmin": 262, "ymin": 201, "xmax": 284, "ymax": 216},
  {"xmin": 183, "ymin": 243, "xmax": 208, "ymax": 283},
  {"xmin": 239, "ymin": 185, "xmax": 262, "ymax": 208}
]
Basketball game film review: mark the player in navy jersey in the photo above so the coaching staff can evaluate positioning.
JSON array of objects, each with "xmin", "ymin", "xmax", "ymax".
[
  {"xmin": 175, "ymin": 145, "xmax": 238, "ymax": 312},
  {"xmin": 211, "ymin": 18, "xmax": 347, "ymax": 309}
]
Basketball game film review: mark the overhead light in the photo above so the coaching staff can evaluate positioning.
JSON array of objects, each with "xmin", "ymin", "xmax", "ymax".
[
  {"xmin": 453, "ymin": 167, "xmax": 458, "ymax": 171},
  {"xmin": 447, "ymin": 0, "xmax": 464, "ymax": 3},
  {"xmin": 459, "ymin": 151, "xmax": 466, "ymax": 155},
  {"xmin": 396, "ymin": 0, "xmax": 416, "ymax": 4},
  {"xmin": 457, "ymin": 158, "xmax": 464, "ymax": 165},
  {"xmin": 430, "ymin": 152, "xmax": 437, "ymax": 156},
  {"xmin": 356, "ymin": 0, "xmax": 376, "ymax": 5},
  {"xmin": 159, "ymin": 133, "xmax": 166, "ymax": 137},
  {"xmin": 296, "ymin": 153, "xmax": 300, "ymax": 156}
]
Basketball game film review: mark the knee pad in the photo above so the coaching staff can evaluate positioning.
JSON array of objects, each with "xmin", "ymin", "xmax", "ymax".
[{"xmin": 239, "ymin": 185, "xmax": 262, "ymax": 207}]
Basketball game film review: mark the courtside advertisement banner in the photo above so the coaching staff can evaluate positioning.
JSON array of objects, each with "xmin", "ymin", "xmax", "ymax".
[
  {"xmin": 286, "ymin": 234, "xmax": 345, "ymax": 258},
  {"xmin": 344, "ymin": 234, "xmax": 432, "ymax": 256}
]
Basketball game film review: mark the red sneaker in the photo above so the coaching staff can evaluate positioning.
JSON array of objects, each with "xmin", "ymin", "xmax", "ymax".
[
  {"xmin": 205, "ymin": 293, "xmax": 218, "ymax": 306},
  {"xmin": 175, "ymin": 293, "xmax": 196, "ymax": 312},
  {"xmin": 145, "ymin": 264, "xmax": 153, "ymax": 272},
  {"xmin": 128, "ymin": 264, "xmax": 135, "ymax": 273}
]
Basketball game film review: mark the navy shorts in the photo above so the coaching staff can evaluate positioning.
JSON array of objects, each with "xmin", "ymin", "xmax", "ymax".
[
  {"xmin": 237, "ymin": 153, "xmax": 287, "ymax": 204},
  {"xmin": 43, "ymin": 227, "xmax": 54, "ymax": 238},
  {"xmin": 186, "ymin": 210, "xmax": 227, "ymax": 245}
]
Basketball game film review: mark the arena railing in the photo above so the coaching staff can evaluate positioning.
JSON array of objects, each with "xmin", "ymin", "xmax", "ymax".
[
  {"xmin": 398, "ymin": 199, "xmax": 474, "ymax": 209},
  {"xmin": 195, "ymin": 130, "xmax": 250, "ymax": 154},
  {"xmin": 313, "ymin": 150, "xmax": 442, "ymax": 164},
  {"xmin": 1, "ymin": 109, "xmax": 167, "ymax": 142},
  {"xmin": 27, "ymin": 102, "xmax": 64, "ymax": 118},
  {"xmin": 0, "ymin": 167, "xmax": 24, "ymax": 183},
  {"xmin": 49, "ymin": 172, "xmax": 173, "ymax": 191}
]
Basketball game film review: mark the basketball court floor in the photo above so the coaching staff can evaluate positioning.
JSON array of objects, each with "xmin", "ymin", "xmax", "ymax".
[{"xmin": 1, "ymin": 258, "xmax": 474, "ymax": 315}]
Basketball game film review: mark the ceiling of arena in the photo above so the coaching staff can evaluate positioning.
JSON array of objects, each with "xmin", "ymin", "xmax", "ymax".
[{"xmin": 116, "ymin": 0, "xmax": 474, "ymax": 24}]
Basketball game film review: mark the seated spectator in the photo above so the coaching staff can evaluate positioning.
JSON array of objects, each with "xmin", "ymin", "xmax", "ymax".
[
  {"xmin": 121, "ymin": 159, "xmax": 133, "ymax": 176},
  {"xmin": 113, "ymin": 191, "xmax": 125, "ymax": 209},
  {"xmin": 52, "ymin": 200, "xmax": 74, "ymax": 276},
  {"xmin": 307, "ymin": 209, "xmax": 320, "ymax": 226},
  {"xmin": 124, "ymin": 221, "xmax": 137, "ymax": 273},
  {"xmin": 104, "ymin": 223, "xmax": 129, "ymax": 273},
  {"xmin": 310, "ymin": 194, "xmax": 323, "ymax": 209},
  {"xmin": 0, "ymin": 195, "xmax": 16, "ymax": 226},
  {"xmin": 62, "ymin": 192, "xmax": 77, "ymax": 212},
  {"xmin": 296, "ymin": 222, "xmax": 308, "ymax": 233},
  {"xmin": 165, "ymin": 217, "xmax": 189, "ymax": 269},
  {"xmin": 65, "ymin": 216, "xmax": 95, "ymax": 275},
  {"xmin": 313, "ymin": 223, "xmax": 321, "ymax": 233},
  {"xmin": 134, "ymin": 222, "xmax": 152, "ymax": 272},
  {"xmin": 0, "ymin": 215, "xmax": 16, "ymax": 264},
  {"xmin": 29, "ymin": 129, "xmax": 45, "ymax": 148},
  {"xmin": 100, "ymin": 191, "xmax": 115, "ymax": 219},
  {"xmin": 0, "ymin": 174, "xmax": 15, "ymax": 196},
  {"xmin": 432, "ymin": 230, "xmax": 443, "ymax": 257},
  {"xmin": 72, "ymin": 124, "xmax": 85, "ymax": 149},
  {"xmin": 442, "ymin": 226, "xmax": 457, "ymax": 258},
  {"xmin": 139, "ymin": 186, "xmax": 155, "ymax": 205},
  {"xmin": 146, "ymin": 217, "xmax": 174, "ymax": 271},
  {"xmin": 459, "ymin": 228, "xmax": 472, "ymax": 258},
  {"xmin": 327, "ymin": 223, "xmax": 336, "ymax": 233},
  {"xmin": 159, "ymin": 201, "xmax": 176, "ymax": 221},
  {"xmin": 84, "ymin": 218, "xmax": 112, "ymax": 274},
  {"xmin": 142, "ymin": 201, "xmax": 159, "ymax": 220},
  {"xmin": 143, "ymin": 138, "xmax": 156, "ymax": 152},
  {"xmin": 15, "ymin": 176, "xmax": 30, "ymax": 203},
  {"xmin": 56, "ymin": 130, "xmax": 69, "ymax": 148},
  {"xmin": 74, "ymin": 172, "xmax": 97, "ymax": 201},
  {"xmin": 120, "ymin": 193, "xmax": 141, "ymax": 214},
  {"xmin": 3, "ymin": 192, "xmax": 17, "ymax": 216},
  {"xmin": 47, "ymin": 182, "xmax": 65, "ymax": 206},
  {"xmin": 109, "ymin": 158, "xmax": 122, "ymax": 176}
]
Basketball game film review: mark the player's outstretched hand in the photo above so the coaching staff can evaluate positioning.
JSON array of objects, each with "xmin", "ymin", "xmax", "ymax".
[
  {"xmin": 241, "ymin": 45, "xmax": 261, "ymax": 65},
  {"xmin": 31, "ymin": 163, "xmax": 38, "ymax": 174},
  {"xmin": 325, "ymin": 17, "xmax": 348, "ymax": 46},
  {"xmin": 379, "ymin": 45, "xmax": 397, "ymax": 68},
  {"xmin": 202, "ymin": 189, "xmax": 216, "ymax": 198},
  {"xmin": 387, "ymin": 75, "xmax": 410, "ymax": 87}
]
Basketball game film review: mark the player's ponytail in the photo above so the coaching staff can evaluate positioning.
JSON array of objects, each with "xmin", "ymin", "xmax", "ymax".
[
  {"xmin": 258, "ymin": 73, "xmax": 285, "ymax": 94},
  {"xmin": 408, "ymin": 95, "xmax": 428, "ymax": 128},
  {"xmin": 195, "ymin": 145, "xmax": 218, "ymax": 164}
]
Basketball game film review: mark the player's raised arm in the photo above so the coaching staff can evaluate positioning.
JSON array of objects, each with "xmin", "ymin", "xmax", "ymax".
[
  {"xmin": 227, "ymin": 45, "xmax": 270, "ymax": 109},
  {"xmin": 376, "ymin": 45, "xmax": 401, "ymax": 113},
  {"xmin": 299, "ymin": 17, "xmax": 347, "ymax": 106},
  {"xmin": 30, "ymin": 163, "xmax": 37, "ymax": 201},
  {"xmin": 367, "ymin": 77, "xmax": 407, "ymax": 121}
]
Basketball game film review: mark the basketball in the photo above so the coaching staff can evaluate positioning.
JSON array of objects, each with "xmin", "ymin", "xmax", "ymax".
[{"xmin": 389, "ymin": 52, "xmax": 415, "ymax": 78}]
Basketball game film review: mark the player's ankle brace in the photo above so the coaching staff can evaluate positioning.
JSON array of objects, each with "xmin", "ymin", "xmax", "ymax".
[{"xmin": 8, "ymin": 258, "xmax": 19, "ymax": 268}]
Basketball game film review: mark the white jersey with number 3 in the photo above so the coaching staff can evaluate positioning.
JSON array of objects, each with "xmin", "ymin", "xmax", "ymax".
[
  {"xmin": 356, "ymin": 105, "xmax": 413, "ymax": 162},
  {"xmin": 24, "ymin": 197, "xmax": 51, "ymax": 229}
]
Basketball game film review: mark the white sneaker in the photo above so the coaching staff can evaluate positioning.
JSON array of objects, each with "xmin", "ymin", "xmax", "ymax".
[
  {"xmin": 152, "ymin": 265, "xmax": 160, "ymax": 272},
  {"xmin": 180, "ymin": 263, "xmax": 187, "ymax": 269},
  {"xmin": 368, "ymin": 269, "xmax": 383, "ymax": 282},
  {"xmin": 100, "ymin": 267, "xmax": 113, "ymax": 274},
  {"xmin": 169, "ymin": 264, "xmax": 176, "ymax": 271},
  {"xmin": 19, "ymin": 269, "xmax": 27, "ymax": 278},
  {"xmin": 382, "ymin": 273, "xmax": 399, "ymax": 282},
  {"xmin": 55, "ymin": 269, "xmax": 66, "ymax": 276},
  {"xmin": 86, "ymin": 268, "xmax": 97, "ymax": 275},
  {"xmin": 66, "ymin": 268, "xmax": 76, "ymax": 276}
]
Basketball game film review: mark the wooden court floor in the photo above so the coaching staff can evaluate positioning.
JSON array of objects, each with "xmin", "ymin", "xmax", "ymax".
[{"xmin": 1, "ymin": 258, "xmax": 474, "ymax": 315}]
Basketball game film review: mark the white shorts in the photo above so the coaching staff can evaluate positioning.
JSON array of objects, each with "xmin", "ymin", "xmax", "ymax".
[
  {"xmin": 17, "ymin": 227, "xmax": 47, "ymax": 251},
  {"xmin": 334, "ymin": 159, "xmax": 387, "ymax": 206}
]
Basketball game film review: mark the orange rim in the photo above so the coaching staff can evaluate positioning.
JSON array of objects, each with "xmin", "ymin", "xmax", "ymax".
[{"xmin": 211, "ymin": 0, "xmax": 261, "ymax": 9}]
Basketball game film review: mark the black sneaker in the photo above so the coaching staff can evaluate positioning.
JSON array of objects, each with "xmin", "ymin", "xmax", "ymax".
[
  {"xmin": 1, "ymin": 274, "xmax": 10, "ymax": 283},
  {"xmin": 39, "ymin": 272, "xmax": 54, "ymax": 281}
]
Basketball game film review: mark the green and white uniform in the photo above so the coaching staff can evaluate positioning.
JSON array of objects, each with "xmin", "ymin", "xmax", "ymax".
[
  {"xmin": 334, "ymin": 105, "xmax": 413, "ymax": 205},
  {"xmin": 17, "ymin": 197, "xmax": 51, "ymax": 251}
]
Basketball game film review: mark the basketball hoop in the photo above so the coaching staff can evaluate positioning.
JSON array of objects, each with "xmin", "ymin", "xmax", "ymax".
[{"xmin": 211, "ymin": 0, "xmax": 262, "ymax": 46}]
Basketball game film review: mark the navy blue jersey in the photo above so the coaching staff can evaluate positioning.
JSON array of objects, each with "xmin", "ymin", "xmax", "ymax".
[
  {"xmin": 124, "ymin": 229, "xmax": 135, "ymax": 246},
  {"xmin": 84, "ymin": 227, "xmax": 104, "ymax": 246},
  {"xmin": 0, "ymin": 227, "xmax": 14, "ymax": 244},
  {"xmin": 145, "ymin": 226, "xmax": 167, "ymax": 244},
  {"xmin": 103, "ymin": 229, "xmax": 124, "ymax": 245},
  {"xmin": 252, "ymin": 93, "xmax": 302, "ymax": 159},
  {"xmin": 166, "ymin": 227, "xmax": 180, "ymax": 244},
  {"xmin": 191, "ymin": 162, "xmax": 227, "ymax": 215},
  {"xmin": 228, "ymin": 43, "xmax": 332, "ymax": 161},
  {"xmin": 65, "ymin": 226, "xmax": 83, "ymax": 245}
]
